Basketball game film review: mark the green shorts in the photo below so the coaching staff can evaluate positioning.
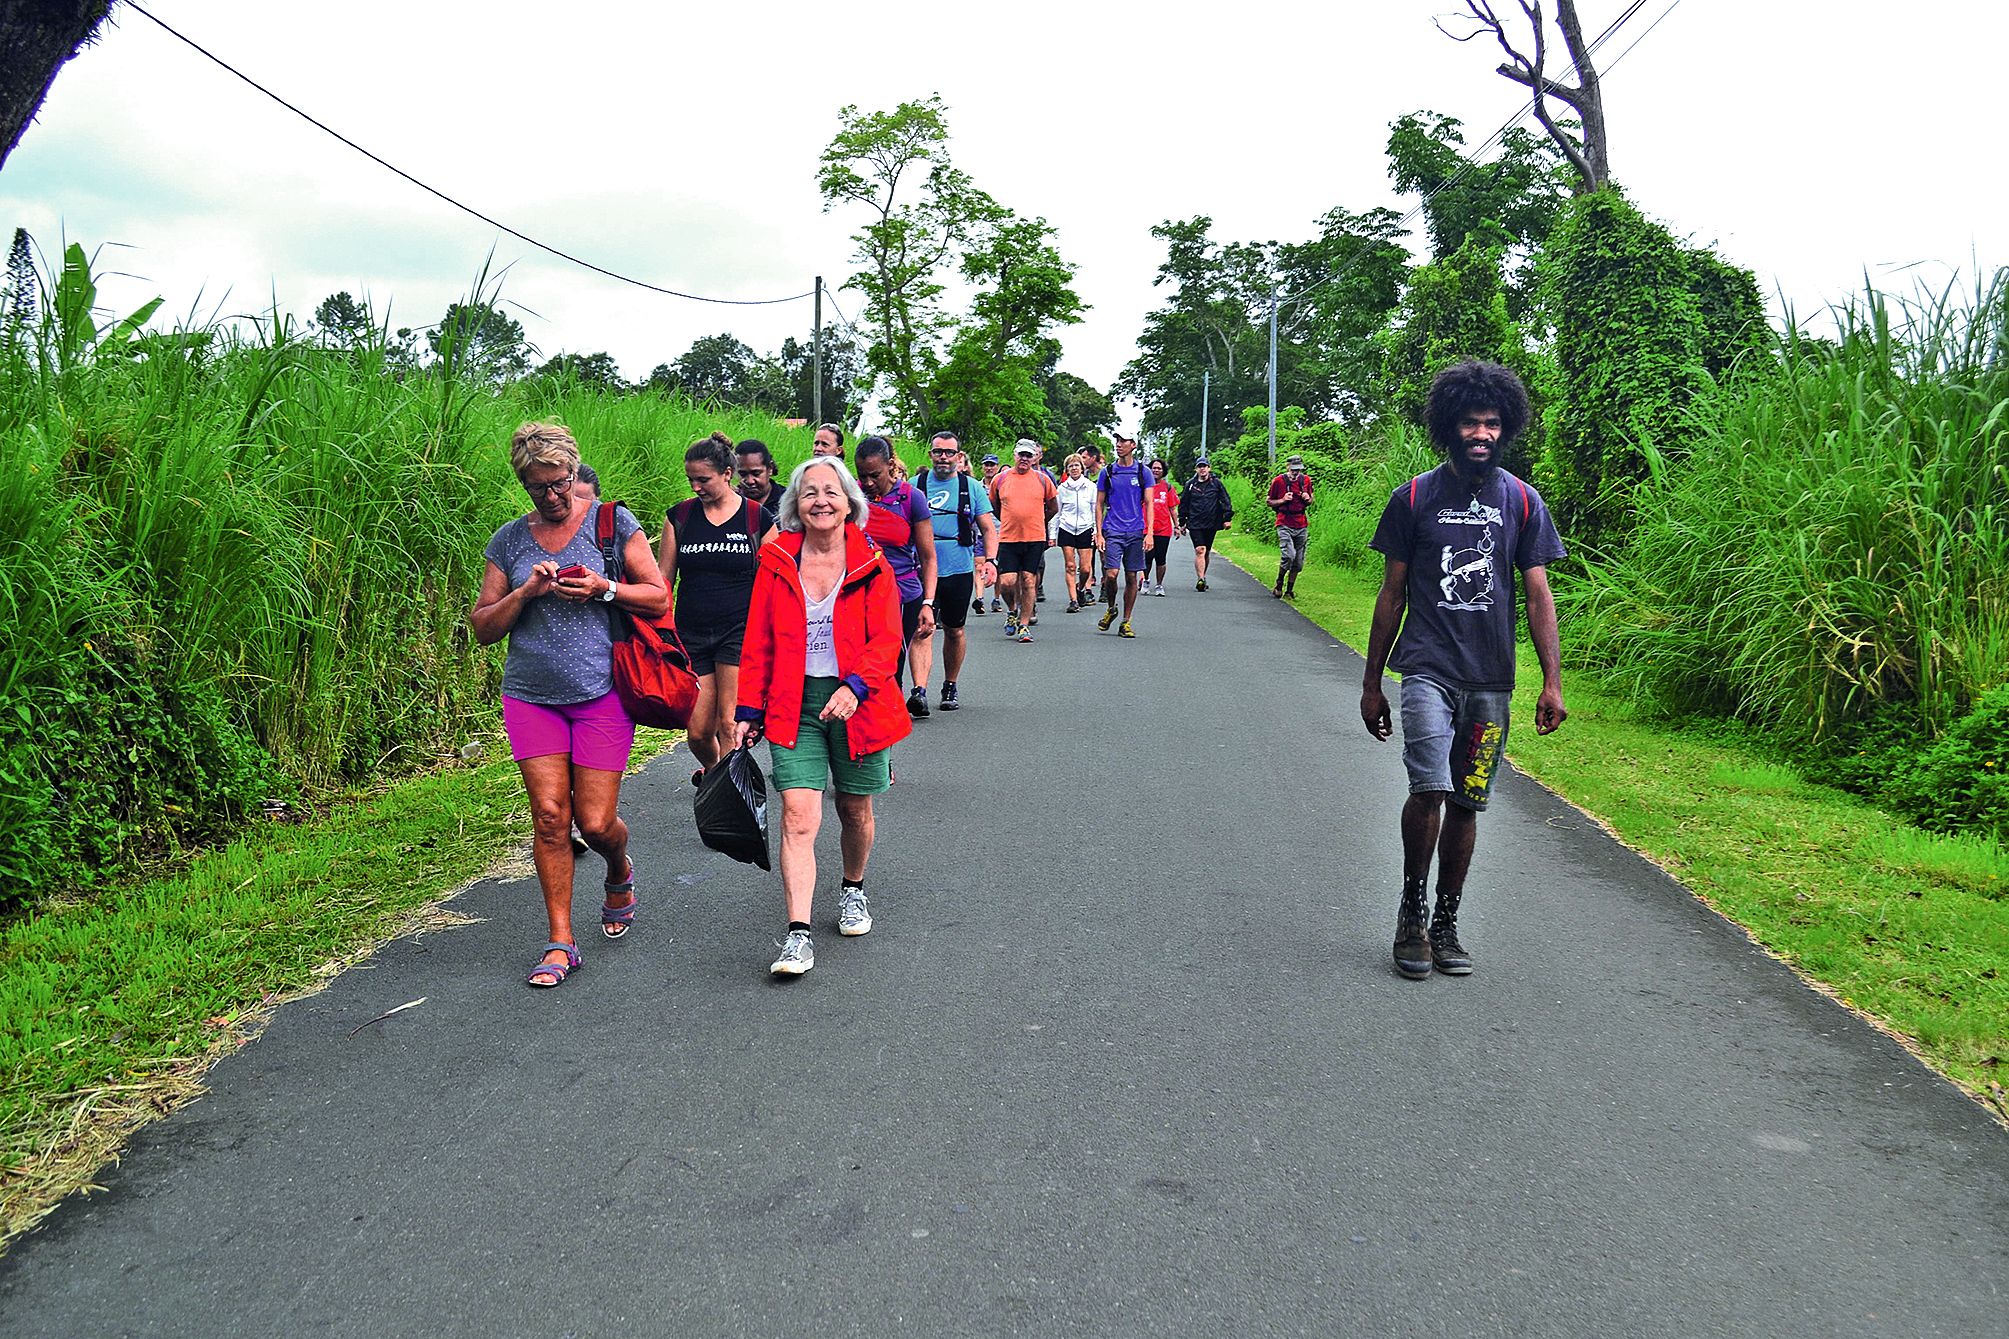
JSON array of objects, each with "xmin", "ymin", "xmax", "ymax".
[{"xmin": 768, "ymin": 676, "xmax": 893, "ymax": 795}]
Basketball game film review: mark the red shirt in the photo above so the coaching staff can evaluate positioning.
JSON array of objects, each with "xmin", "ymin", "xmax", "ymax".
[
  {"xmin": 1149, "ymin": 480, "xmax": 1179, "ymax": 536},
  {"xmin": 1269, "ymin": 472, "xmax": 1314, "ymax": 529}
]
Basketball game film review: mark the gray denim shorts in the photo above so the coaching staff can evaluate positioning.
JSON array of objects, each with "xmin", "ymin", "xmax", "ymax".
[{"xmin": 1400, "ymin": 673, "xmax": 1511, "ymax": 811}]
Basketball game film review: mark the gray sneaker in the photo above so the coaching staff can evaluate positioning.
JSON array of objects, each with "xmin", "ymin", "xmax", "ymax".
[
  {"xmin": 837, "ymin": 886, "xmax": 872, "ymax": 936},
  {"xmin": 770, "ymin": 929, "xmax": 814, "ymax": 975}
]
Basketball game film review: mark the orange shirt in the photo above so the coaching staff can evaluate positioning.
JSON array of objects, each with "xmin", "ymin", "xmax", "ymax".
[{"xmin": 989, "ymin": 468, "xmax": 1057, "ymax": 543}]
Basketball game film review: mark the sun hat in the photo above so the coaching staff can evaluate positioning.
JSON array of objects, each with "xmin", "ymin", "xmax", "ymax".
[{"xmin": 1014, "ymin": 440, "xmax": 1038, "ymax": 456}]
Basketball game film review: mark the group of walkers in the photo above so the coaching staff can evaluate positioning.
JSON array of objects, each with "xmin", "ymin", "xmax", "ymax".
[{"xmin": 473, "ymin": 359, "xmax": 1568, "ymax": 987}]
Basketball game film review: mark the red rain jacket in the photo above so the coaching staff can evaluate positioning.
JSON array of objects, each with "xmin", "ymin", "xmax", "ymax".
[{"xmin": 735, "ymin": 525, "xmax": 913, "ymax": 758}]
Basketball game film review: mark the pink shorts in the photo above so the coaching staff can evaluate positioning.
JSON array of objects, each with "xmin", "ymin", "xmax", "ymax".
[{"xmin": 502, "ymin": 692, "xmax": 635, "ymax": 772}]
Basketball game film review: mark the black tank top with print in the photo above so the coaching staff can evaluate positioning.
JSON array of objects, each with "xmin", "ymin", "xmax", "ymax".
[{"xmin": 670, "ymin": 497, "xmax": 759, "ymax": 636}]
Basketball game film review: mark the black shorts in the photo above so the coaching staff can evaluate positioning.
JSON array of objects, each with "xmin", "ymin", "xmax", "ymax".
[
  {"xmin": 678, "ymin": 621, "xmax": 743, "ymax": 677},
  {"xmin": 933, "ymin": 572, "xmax": 973, "ymax": 630},
  {"xmin": 996, "ymin": 540, "xmax": 1047, "ymax": 575},
  {"xmin": 1147, "ymin": 535, "xmax": 1171, "ymax": 566},
  {"xmin": 1188, "ymin": 527, "xmax": 1218, "ymax": 550},
  {"xmin": 1057, "ymin": 527, "xmax": 1095, "ymax": 550}
]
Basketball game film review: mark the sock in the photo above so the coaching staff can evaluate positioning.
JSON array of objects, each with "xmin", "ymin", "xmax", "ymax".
[
  {"xmin": 942, "ymin": 680, "xmax": 955, "ymax": 691},
  {"xmin": 840, "ymin": 879, "xmax": 864, "ymax": 894},
  {"xmin": 788, "ymin": 920, "xmax": 812, "ymax": 934}
]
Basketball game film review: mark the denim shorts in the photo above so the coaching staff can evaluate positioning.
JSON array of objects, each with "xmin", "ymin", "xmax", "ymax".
[{"xmin": 1399, "ymin": 673, "xmax": 1511, "ymax": 811}]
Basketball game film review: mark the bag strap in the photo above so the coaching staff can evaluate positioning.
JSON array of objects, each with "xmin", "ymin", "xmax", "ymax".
[{"xmin": 597, "ymin": 500, "xmax": 624, "ymax": 581}]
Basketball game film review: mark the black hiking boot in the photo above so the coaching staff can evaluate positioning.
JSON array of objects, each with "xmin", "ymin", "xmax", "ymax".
[
  {"xmin": 1431, "ymin": 889, "xmax": 1474, "ymax": 975},
  {"xmin": 1393, "ymin": 877, "xmax": 1432, "ymax": 980}
]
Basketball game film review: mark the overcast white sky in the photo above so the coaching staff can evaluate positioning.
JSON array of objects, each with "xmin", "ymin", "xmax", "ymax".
[{"xmin": 3, "ymin": 0, "xmax": 2003, "ymax": 425}]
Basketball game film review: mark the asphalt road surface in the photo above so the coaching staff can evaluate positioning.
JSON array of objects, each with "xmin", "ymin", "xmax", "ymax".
[{"xmin": 3, "ymin": 550, "xmax": 2003, "ymax": 1338}]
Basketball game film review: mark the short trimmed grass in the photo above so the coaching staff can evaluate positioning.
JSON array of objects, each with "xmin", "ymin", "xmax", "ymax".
[
  {"xmin": 1216, "ymin": 531, "xmax": 2008, "ymax": 1119},
  {"xmin": 0, "ymin": 731, "xmax": 685, "ymax": 1248}
]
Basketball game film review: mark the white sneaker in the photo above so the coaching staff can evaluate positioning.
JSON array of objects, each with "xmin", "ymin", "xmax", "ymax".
[
  {"xmin": 838, "ymin": 886, "xmax": 872, "ymax": 936},
  {"xmin": 1153, "ymin": 581, "xmax": 1167, "ymax": 596},
  {"xmin": 770, "ymin": 929, "xmax": 814, "ymax": 975}
]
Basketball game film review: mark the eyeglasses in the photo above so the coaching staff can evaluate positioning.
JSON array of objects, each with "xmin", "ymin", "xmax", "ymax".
[{"xmin": 524, "ymin": 474, "xmax": 576, "ymax": 498}]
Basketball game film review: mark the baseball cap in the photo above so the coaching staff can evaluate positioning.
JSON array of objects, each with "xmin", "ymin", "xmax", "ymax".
[
  {"xmin": 981, "ymin": 453, "xmax": 998, "ymax": 465},
  {"xmin": 1286, "ymin": 453, "xmax": 1304, "ymax": 465},
  {"xmin": 1014, "ymin": 439, "xmax": 1038, "ymax": 457}
]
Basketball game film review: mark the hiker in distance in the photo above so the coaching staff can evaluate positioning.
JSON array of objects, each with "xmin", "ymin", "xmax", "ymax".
[
  {"xmin": 912, "ymin": 431, "xmax": 998, "ymax": 714},
  {"xmin": 1360, "ymin": 360, "xmax": 1567, "ymax": 980},
  {"xmin": 1268, "ymin": 452, "xmax": 1314, "ymax": 599},
  {"xmin": 1177, "ymin": 456, "xmax": 1233, "ymax": 591}
]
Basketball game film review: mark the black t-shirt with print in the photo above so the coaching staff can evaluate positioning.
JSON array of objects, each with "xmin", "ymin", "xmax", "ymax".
[{"xmin": 1368, "ymin": 465, "xmax": 1566, "ymax": 691}]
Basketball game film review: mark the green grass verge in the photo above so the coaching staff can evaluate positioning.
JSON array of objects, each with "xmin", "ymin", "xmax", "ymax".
[
  {"xmin": 0, "ymin": 730, "xmax": 685, "ymax": 1247},
  {"xmin": 1215, "ymin": 531, "xmax": 2008, "ymax": 1118}
]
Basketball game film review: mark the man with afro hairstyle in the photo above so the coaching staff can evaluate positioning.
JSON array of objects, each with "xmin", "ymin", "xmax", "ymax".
[{"xmin": 1361, "ymin": 360, "xmax": 1568, "ymax": 980}]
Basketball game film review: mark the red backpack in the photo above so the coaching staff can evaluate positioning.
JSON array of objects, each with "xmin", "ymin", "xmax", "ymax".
[{"xmin": 596, "ymin": 501, "xmax": 699, "ymax": 730}]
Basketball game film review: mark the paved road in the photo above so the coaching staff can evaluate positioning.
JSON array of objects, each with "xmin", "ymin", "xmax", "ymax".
[{"xmin": 3, "ymin": 551, "xmax": 2004, "ymax": 1338}]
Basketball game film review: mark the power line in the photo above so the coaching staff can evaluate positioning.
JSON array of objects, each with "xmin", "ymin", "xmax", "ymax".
[{"xmin": 123, "ymin": 1, "xmax": 816, "ymax": 308}]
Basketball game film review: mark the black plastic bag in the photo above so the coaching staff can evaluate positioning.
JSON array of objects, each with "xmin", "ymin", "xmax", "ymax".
[{"xmin": 693, "ymin": 745, "xmax": 771, "ymax": 869}]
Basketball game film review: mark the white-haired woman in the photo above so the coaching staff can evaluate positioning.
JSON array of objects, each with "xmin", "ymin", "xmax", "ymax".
[
  {"xmin": 732, "ymin": 457, "xmax": 911, "ymax": 977},
  {"xmin": 471, "ymin": 422, "xmax": 669, "ymax": 988}
]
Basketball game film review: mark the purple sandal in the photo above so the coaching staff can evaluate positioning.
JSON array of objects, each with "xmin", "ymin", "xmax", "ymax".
[
  {"xmin": 601, "ymin": 858, "xmax": 637, "ymax": 940},
  {"xmin": 526, "ymin": 941, "xmax": 581, "ymax": 988}
]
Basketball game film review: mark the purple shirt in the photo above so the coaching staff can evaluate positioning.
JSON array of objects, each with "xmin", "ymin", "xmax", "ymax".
[{"xmin": 863, "ymin": 480, "xmax": 933, "ymax": 602}]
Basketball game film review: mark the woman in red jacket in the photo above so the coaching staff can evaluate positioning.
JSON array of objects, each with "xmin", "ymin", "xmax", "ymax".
[{"xmin": 734, "ymin": 456, "xmax": 912, "ymax": 977}]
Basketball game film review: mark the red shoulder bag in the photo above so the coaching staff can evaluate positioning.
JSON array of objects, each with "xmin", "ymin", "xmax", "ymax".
[{"xmin": 596, "ymin": 501, "xmax": 699, "ymax": 730}]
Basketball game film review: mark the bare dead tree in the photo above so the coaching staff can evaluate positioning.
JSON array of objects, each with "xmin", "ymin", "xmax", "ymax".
[
  {"xmin": 1441, "ymin": 0, "xmax": 1610, "ymax": 193},
  {"xmin": 0, "ymin": 1, "xmax": 116, "ymax": 175}
]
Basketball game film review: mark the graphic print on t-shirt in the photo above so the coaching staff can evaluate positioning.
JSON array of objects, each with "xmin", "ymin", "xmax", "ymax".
[{"xmin": 1434, "ymin": 496, "xmax": 1506, "ymax": 612}]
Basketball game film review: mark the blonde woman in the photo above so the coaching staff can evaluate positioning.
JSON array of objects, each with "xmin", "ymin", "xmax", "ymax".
[
  {"xmin": 1054, "ymin": 453, "xmax": 1099, "ymax": 612},
  {"xmin": 471, "ymin": 423, "xmax": 670, "ymax": 987}
]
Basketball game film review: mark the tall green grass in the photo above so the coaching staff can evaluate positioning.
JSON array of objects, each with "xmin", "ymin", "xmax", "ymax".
[
  {"xmin": 0, "ymin": 249, "xmax": 809, "ymax": 914},
  {"xmin": 1559, "ymin": 273, "xmax": 2009, "ymax": 755}
]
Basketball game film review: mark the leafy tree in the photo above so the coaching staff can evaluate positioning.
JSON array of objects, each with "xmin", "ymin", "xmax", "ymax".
[
  {"xmin": 428, "ymin": 301, "xmax": 530, "ymax": 381},
  {"xmin": 778, "ymin": 331, "xmax": 861, "ymax": 423},
  {"xmin": 0, "ymin": 1, "xmax": 113, "ymax": 173},
  {"xmin": 1385, "ymin": 111, "xmax": 1567, "ymax": 314},
  {"xmin": 818, "ymin": 95, "xmax": 980, "ymax": 432},
  {"xmin": 2, "ymin": 226, "xmax": 34, "ymax": 355},
  {"xmin": 929, "ymin": 206, "xmax": 1085, "ymax": 442},
  {"xmin": 671, "ymin": 332, "xmax": 762, "ymax": 405},
  {"xmin": 312, "ymin": 291, "xmax": 374, "ymax": 350},
  {"xmin": 535, "ymin": 351, "xmax": 625, "ymax": 392},
  {"xmin": 1041, "ymin": 369, "xmax": 1116, "ymax": 458}
]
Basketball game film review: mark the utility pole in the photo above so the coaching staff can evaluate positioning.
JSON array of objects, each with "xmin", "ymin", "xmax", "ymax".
[
  {"xmin": 1266, "ymin": 294, "xmax": 1279, "ymax": 471},
  {"xmin": 1199, "ymin": 368, "xmax": 1210, "ymax": 462},
  {"xmin": 811, "ymin": 276, "xmax": 823, "ymax": 427}
]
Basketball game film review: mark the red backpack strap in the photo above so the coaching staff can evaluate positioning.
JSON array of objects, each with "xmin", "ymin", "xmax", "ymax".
[
  {"xmin": 1518, "ymin": 477, "xmax": 1530, "ymax": 523},
  {"xmin": 596, "ymin": 500, "xmax": 622, "ymax": 579},
  {"xmin": 1409, "ymin": 474, "xmax": 1425, "ymax": 509},
  {"xmin": 742, "ymin": 497, "xmax": 759, "ymax": 538}
]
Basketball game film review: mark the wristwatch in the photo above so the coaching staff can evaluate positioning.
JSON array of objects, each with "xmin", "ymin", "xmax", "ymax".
[
  {"xmin": 921, "ymin": 599, "xmax": 934, "ymax": 607},
  {"xmin": 598, "ymin": 581, "xmax": 618, "ymax": 603}
]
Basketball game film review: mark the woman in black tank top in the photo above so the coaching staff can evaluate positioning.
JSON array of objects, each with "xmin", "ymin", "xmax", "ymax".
[{"xmin": 656, "ymin": 431, "xmax": 776, "ymax": 780}]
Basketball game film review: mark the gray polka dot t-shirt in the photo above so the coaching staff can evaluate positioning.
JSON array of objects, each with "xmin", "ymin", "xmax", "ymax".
[{"xmin": 483, "ymin": 501, "xmax": 642, "ymax": 705}]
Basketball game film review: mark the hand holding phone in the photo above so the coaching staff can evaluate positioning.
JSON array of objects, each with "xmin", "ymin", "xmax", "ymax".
[{"xmin": 554, "ymin": 564, "xmax": 589, "ymax": 580}]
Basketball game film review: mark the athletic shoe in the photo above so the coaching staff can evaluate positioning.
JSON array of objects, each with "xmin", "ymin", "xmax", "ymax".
[
  {"xmin": 1066, "ymin": 600, "xmax": 1079, "ymax": 613},
  {"xmin": 770, "ymin": 929, "xmax": 814, "ymax": 976},
  {"xmin": 1196, "ymin": 578, "xmax": 1207, "ymax": 591},
  {"xmin": 1037, "ymin": 591, "xmax": 1047, "ymax": 602},
  {"xmin": 1018, "ymin": 626, "xmax": 1034, "ymax": 643},
  {"xmin": 1272, "ymin": 586, "xmax": 1283, "ymax": 599},
  {"xmin": 991, "ymin": 597, "xmax": 1005, "ymax": 612},
  {"xmin": 972, "ymin": 598, "xmax": 986, "ymax": 616},
  {"xmin": 1153, "ymin": 582, "xmax": 1167, "ymax": 596},
  {"xmin": 1098, "ymin": 609, "xmax": 1117, "ymax": 631},
  {"xmin": 907, "ymin": 686, "xmax": 930, "ymax": 720},
  {"xmin": 1118, "ymin": 621, "xmax": 1135, "ymax": 638},
  {"xmin": 1004, "ymin": 620, "xmax": 1019, "ymax": 638},
  {"xmin": 838, "ymin": 886, "xmax": 872, "ymax": 936},
  {"xmin": 1284, "ymin": 588, "xmax": 1297, "ymax": 601},
  {"xmin": 939, "ymin": 681, "xmax": 960, "ymax": 711}
]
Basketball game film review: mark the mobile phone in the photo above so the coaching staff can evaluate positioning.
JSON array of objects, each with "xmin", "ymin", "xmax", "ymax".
[{"xmin": 554, "ymin": 564, "xmax": 589, "ymax": 580}]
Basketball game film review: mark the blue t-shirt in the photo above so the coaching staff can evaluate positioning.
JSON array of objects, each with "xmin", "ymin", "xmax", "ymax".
[
  {"xmin": 919, "ymin": 469, "xmax": 994, "ymax": 578},
  {"xmin": 1098, "ymin": 460, "xmax": 1153, "ymax": 535},
  {"xmin": 1368, "ymin": 466, "xmax": 1567, "ymax": 691}
]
